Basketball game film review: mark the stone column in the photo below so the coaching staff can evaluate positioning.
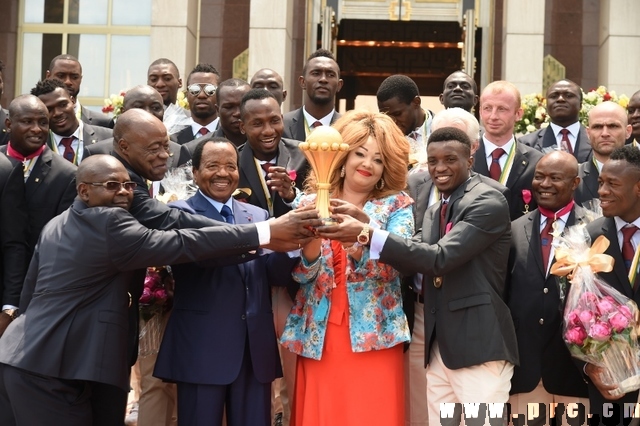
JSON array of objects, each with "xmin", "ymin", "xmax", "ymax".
[
  {"xmin": 501, "ymin": 0, "xmax": 545, "ymax": 95},
  {"xmin": 248, "ymin": 0, "xmax": 295, "ymax": 112},
  {"xmin": 150, "ymin": 0, "xmax": 199, "ymax": 79},
  {"xmin": 598, "ymin": 0, "xmax": 640, "ymax": 96}
]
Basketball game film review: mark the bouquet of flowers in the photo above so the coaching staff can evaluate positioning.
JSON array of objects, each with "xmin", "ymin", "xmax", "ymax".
[
  {"xmin": 138, "ymin": 266, "xmax": 173, "ymax": 357},
  {"xmin": 552, "ymin": 225, "xmax": 640, "ymax": 396}
]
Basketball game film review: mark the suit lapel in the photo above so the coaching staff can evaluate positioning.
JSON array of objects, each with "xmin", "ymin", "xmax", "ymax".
[
  {"xmin": 541, "ymin": 127, "xmax": 556, "ymax": 149},
  {"xmin": 239, "ymin": 144, "xmax": 269, "ymax": 211},
  {"xmin": 26, "ymin": 148, "xmax": 53, "ymax": 199},
  {"xmin": 232, "ymin": 199, "xmax": 253, "ymax": 279},
  {"xmin": 505, "ymin": 143, "xmax": 528, "ymax": 189},
  {"xmin": 473, "ymin": 141, "xmax": 490, "ymax": 176},
  {"xmin": 583, "ymin": 161, "xmax": 599, "ymax": 200},
  {"xmin": 602, "ymin": 218, "xmax": 634, "ymax": 298},
  {"xmin": 526, "ymin": 211, "xmax": 547, "ymax": 277}
]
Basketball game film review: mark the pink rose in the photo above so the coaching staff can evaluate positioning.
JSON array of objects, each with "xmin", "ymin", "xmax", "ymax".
[
  {"xmin": 566, "ymin": 310, "xmax": 581, "ymax": 326},
  {"xmin": 619, "ymin": 305, "xmax": 634, "ymax": 319},
  {"xmin": 565, "ymin": 327, "xmax": 587, "ymax": 345},
  {"xmin": 139, "ymin": 288, "xmax": 152, "ymax": 304},
  {"xmin": 589, "ymin": 322, "xmax": 612, "ymax": 341},
  {"xmin": 609, "ymin": 313, "xmax": 630, "ymax": 333},
  {"xmin": 580, "ymin": 292, "xmax": 598, "ymax": 306},
  {"xmin": 597, "ymin": 299, "xmax": 616, "ymax": 315},
  {"xmin": 579, "ymin": 310, "xmax": 594, "ymax": 324},
  {"xmin": 153, "ymin": 288, "xmax": 167, "ymax": 302}
]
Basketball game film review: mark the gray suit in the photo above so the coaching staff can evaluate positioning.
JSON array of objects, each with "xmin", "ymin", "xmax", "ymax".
[
  {"xmin": 380, "ymin": 175, "xmax": 518, "ymax": 369},
  {"xmin": 574, "ymin": 159, "xmax": 599, "ymax": 207},
  {"xmin": 282, "ymin": 108, "xmax": 341, "ymax": 141},
  {"xmin": 80, "ymin": 105, "xmax": 113, "ymax": 129},
  {"xmin": 518, "ymin": 125, "xmax": 592, "ymax": 163},
  {"xmin": 0, "ymin": 200, "xmax": 260, "ymax": 425}
]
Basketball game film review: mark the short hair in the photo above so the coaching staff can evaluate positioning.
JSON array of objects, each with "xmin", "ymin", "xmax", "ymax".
[
  {"xmin": 0, "ymin": 59, "xmax": 4, "ymax": 74},
  {"xmin": 148, "ymin": 58, "xmax": 180, "ymax": 77},
  {"xmin": 302, "ymin": 48, "xmax": 338, "ymax": 75},
  {"xmin": 427, "ymin": 127, "xmax": 472, "ymax": 156},
  {"xmin": 31, "ymin": 78, "xmax": 67, "ymax": 97},
  {"xmin": 306, "ymin": 111, "xmax": 409, "ymax": 199},
  {"xmin": 431, "ymin": 107, "xmax": 479, "ymax": 144},
  {"xmin": 186, "ymin": 63, "xmax": 220, "ymax": 85},
  {"xmin": 547, "ymin": 79, "xmax": 583, "ymax": 104},
  {"xmin": 217, "ymin": 78, "xmax": 249, "ymax": 95},
  {"xmin": 48, "ymin": 54, "xmax": 79, "ymax": 71},
  {"xmin": 609, "ymin": 145, "xmax": 640, "ymax": 170},
  {"xmin": 240, "ymin": 88, "xmax": 277, "ymax": 117},
  {"xmin": 192, "ymin": 137, "xmax": 239, "ymax": 169},
  {"xmin": 480, "ymin": 80, "xmax": 521, "ymax": 109},
  {"xmin": 376, "ymin": 75, "xmax": 420, "ymax": 105},
  {"xmin": 443, "ymin": 70, "xmax": 478, "ymax": 94}
]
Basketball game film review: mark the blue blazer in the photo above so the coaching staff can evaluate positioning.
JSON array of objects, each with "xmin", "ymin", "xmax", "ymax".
[{"xmin": 154, "ymin": 192, "xmax": 295, "ymax": 385}]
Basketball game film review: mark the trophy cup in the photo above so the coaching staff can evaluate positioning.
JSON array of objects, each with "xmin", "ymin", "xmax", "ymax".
[{"xmin": 299, "ymin": 126, "xmax": 349, "ymax": 223}]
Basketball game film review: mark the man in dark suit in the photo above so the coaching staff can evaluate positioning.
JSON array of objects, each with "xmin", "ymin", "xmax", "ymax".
[
  {"xmin": 519, "ymin": 80, "xmax": 592, "ymax": 163},
  {"xmin": 626, "ymin": 90, "xmax": 640, "ymax": 147},
  {"xmin": 31, "ymin": 79, "xmax": 112, "ymax": 164},
  {"xmin": 84, "ymin": 85, "xmax": 181, "ymax": 169},
  {"xmin": 584, "ymin": 145, "xmax": 640, "ymax": 425},
  {"xmin": 250, "ymin": 68, "xmax": 287, "ymax": 106},
  {"xmin": 324, "ymin": 127, "xmax": 518, "ymax": 423},
  {"xmin": 1, "ymin": 95, "xmax": 77, "ymax": 253},
  {"xmin": 403, "ymin": 107, "xmax": 509, "ymax": 426},
  {"xmin": 0, "ymin": 154, "xmax": 315, "ymax": 426},
  {"xmin": 474, "ymin": 80, "xmax": 544, "ymax": 220},
  {"xmin": 506, "ymin": 151, "xmax": 589, "ymax": 424},
  {"xmin": 175, "ymin": 63, "xmax": 221, "ymax": 145},
  {"xmin": 46, "ymin": 54, "xmax": 113, "ymax": 128},
  {"xmin": 0, "ymin": 60, "xmax": 9, "ymax": 145},
  {"xmin": 574, "ymin": 101, "xmax": 630, "ymax": 206},
  {"xmin": 154, "ymin": 138, "xmax": 295, "ymax": 426},
  {"xmin": 282, "ymin": 49, "xmax": 342, "ymax": 141}
]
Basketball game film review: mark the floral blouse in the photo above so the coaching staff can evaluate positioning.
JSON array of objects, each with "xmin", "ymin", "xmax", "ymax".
[{"xmin": 280, "ymin": 192, "xmax": 414, "ymax": 360}]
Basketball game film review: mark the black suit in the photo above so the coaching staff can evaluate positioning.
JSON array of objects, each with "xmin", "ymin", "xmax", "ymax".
[
  {"xmin": 585, "ymin": 217, "xmax": 640, "ymax": 424},
  {"xmin": 282, "ymin": 108, "xmax": 341, "ymax": 141},
  {"xmin": 474, "ymin": 140, "xmax": 544, "ymax": 220},
  {"xmin": 507, "ymin": 206, "xmax": 589, "ymax": 399},
  {"xmin": 80, "ymin": 105, "xmax": 113, "ymax": 128},
  {"xmin": 175, "ymin": 126, "xmax": 196, "ymax": 145},
  {"xmin": 48, "ymin": 123, "xmax": 113, "ymax": 161},
  {"xmin": 574, "ymin": 160, "xmax": 599, "ymax": 207},
  {"xmin": 518, "ymin": 125, "xmax": 592, "ymax": 163},
  {"xmin": 177, "ymin": 127, "xmax": 243, "ymax": 166},
  {"xmin": 238, "ymin": 138, "xmax": 309, "ymax": 219},
  {"xmin": 0, "ymin": 109, "xmax": 9, "ymax": 145}
]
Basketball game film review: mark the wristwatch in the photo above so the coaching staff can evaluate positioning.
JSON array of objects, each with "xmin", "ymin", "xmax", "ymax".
[
  {"xmin": 357, "ymin": 224, "xmax": 370, "ymax": 245},
  {"xmin": 2, "ymin": 308, "xmax": 18, "ymax": 321}
]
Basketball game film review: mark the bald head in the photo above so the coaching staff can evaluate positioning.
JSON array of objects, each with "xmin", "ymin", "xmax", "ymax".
[
  {"xmin": 6, "ymin": 95, "xmax": 50, "ymax": 156},
  {"xmin": 113, "ymin": 109, "xmax": 170, "ymax": 181},
  {"xmin": 8, "ymin": 94, "xmax": 48, "ymax": 118},
  {"xmin": 250, "ymin": 68, "xmax": 287, "ymax": 105},
  {"xmin": 588, "ymin": 101, "xmax": 628, "ymax": 126},
  {"xmin": 587, "ymin": 101, "xmax": 631, "ymax": 162},
  {"xmin": 532, "ymin": 150, "xmax": 580, "ymax": 211},
  {"xmin": 77, "ymin": 154, "xmax": 128, "ymax": 184},
  {"xmin": 123, "ymin": 85, "xmax": 165, "ymax": 121},
  {"xmin": 77, "ymin": 155, "xmax": 134, "ymax": 209}
]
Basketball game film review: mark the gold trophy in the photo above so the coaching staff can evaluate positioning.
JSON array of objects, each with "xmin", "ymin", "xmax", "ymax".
[{"xmin": 299, "ymin": 126, "xmax": 349, "ymax": 223}]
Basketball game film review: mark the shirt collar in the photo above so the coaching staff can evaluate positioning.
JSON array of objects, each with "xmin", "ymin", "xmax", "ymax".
[
  {"xmin": 302, "ymin": 106, "xmax": 334, "ymax": 127},
  {"xmin": 190, "ymin": 117, "xmax": 219, "ymax": 137},
  {"xmin": 549, "ymin": 121, "xmax": 581, "ymax": 138},
  {"xmin": 198, "ymin": 189, "xmax": 233, "ymax": 214},
  {"xmin": 614, "ymin": 216, "xmax": 640, "ymax": 233},
  {"xmin": 482, "ymin": 135, "xmax": 515, "ymax": 158},
  {"xmin": 52, "ymin": 120, "xmax": 83, "ymax": 144}
]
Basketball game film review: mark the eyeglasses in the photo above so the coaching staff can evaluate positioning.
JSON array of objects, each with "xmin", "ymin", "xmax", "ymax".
[
  {"xmin": 187, "ymin": 83, "xmax": 217, "ymax": 97},
  {"xmin": 82, "ymin": 181, "xmax": 137, "ymax": 192}
]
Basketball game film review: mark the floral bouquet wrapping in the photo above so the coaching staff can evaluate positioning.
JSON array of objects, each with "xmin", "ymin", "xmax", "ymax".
[
  {"xmin": 552, "ymin": 225, "xmax": 640, "ymax": 396},
  {"xmin": 139, "ymin": 266, "xmax": 173, "ymax": 357}
]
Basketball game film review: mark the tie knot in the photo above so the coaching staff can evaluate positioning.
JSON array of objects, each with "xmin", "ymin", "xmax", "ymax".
[
  {"xmin": 261, "ymin": 162, "xmax": 274, "ymax": 174},
  {"xmin": 491, "ymin": 148, "xmax": 505, "ymax": 160},
  {"xmin": 220, "ymin": 205, "xmax": 234, "ymax": 224},
  {"xmin": 60, "ymin": 137, "xmax": 74, "ymax": 148},
  {"xmin": 622, "ymin": 225, "xmax": 638, "ymax": 242},
  {"xmin": 198, "ymin": 127, "xmax": 210, "ymax": 136},
  {"xmin": 311, "ymin": 121, "xmax": 323, "ymax": 128},
  {"xmin": 560, "ymin": 129, "xmax": 570, "ymax": 137}
]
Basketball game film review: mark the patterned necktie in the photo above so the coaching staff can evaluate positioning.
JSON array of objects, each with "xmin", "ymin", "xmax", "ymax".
[
  {"xmin": 559, "ymin": 129, "xmax": 573, "ymax": 154},
  {"xmin": 489, "ymin": 148, "xmax": 505, "ymax": 181},
  {"xmin": 311, "ymin": 121, "xmax": 322, "ymax": 128},
  {"xmin": 198, "ymin": 127, "xmax": 209, "ymax": 136},
  {"xmin": 220, "ymin": 205, "xmax": 235, "ymax": 224},
  {"xmin": 60, "ymin": 137, "xmax": 75, "ymax": 163},
  {"xmin": 541, "ymin": 219, "xmax": 555, "ymax": 272},
  {"xmin": 439, "ymin": 201, "xmax": 448, "ymax": 237},
  {"xmin": 621, "ymin": 225, "xmax": 638, "ymax": 272}
]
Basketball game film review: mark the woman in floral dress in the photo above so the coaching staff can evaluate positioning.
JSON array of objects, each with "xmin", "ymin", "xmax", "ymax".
[{"xmin": 281, "ymin": 111, "xmax": 414, "ymax": 426}]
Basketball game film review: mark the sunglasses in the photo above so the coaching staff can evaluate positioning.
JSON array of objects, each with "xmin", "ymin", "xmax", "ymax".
[
  {"xmin": 83, "ymin": 181, "xmax": 137, "ymax": 191},
  {"xmin": 187, "ymin": 83, "xmax": 217, "ymax": 97}
]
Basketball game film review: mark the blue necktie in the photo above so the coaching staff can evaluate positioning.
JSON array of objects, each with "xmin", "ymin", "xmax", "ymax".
[{"xmin": 220, "ymin": 205, "xmax": 235, "ymax": 224}]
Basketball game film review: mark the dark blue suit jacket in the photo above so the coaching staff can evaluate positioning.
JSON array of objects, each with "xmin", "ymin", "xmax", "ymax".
[{"xmin": 154, "ymin": 192, "xmax": 295, "ymax": 385}]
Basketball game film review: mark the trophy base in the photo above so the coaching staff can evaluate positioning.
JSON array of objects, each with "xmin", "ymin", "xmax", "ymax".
[{"xmin": 321, "ymin": 217, "xmax": 337, "ymax": 226}]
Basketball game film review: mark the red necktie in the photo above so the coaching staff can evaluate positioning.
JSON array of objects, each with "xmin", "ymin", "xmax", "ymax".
[
  {"xmin": 489, "ymin": 148, "xmax": 505, "ymax": 181},
  {"xmin": 261, "ymin": 162, "xmax": 274, "ymax": 177},
  {"xmin": 560, "ymin": 129, "xmax": 573, "ymax": 154},
  {"xmin": 439, "ymin": 201, "xmax": 448, "ymax": 237},
  {"xmin": 621, "ymin": 225, "xmax": 638, "ymax": 273},
  {"xmin": 312, "ymin": 121, "xmax": 322, "ymax": 128},
  {"xmin": 198, "ymin": 127, "xmax": 209, "ymax": 136},
  {"xmin": 60, "ymin": 137, "xmax": 75, "ymax": 163},
  {"xmin": 541, "ymin": 219, "xmax": 554, "ymax": 271}
]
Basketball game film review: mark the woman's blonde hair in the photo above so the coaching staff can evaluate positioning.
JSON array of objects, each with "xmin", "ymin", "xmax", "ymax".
[{"xmin": 303, "ymin": 110, "xmax": 410, "ymax": 199}]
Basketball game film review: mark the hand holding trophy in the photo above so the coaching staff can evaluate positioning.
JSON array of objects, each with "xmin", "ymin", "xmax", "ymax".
[{"xmin": 298, "ymin": 126, "xmax": 349, "ymax": 223}]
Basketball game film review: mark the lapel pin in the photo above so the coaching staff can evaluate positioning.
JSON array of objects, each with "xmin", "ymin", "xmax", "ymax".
[{"xmin": 35, "ymin": 178, "xmax": 40, "ymax": 182}]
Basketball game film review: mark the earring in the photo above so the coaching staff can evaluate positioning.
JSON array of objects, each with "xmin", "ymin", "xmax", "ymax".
[
  {"xmin": 340, "ymin": 165, "xmax": 345, "ymax": 177},
  {"xmin": 376, "ymin": 178, "xmax": 385, "ymax": 190}
]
